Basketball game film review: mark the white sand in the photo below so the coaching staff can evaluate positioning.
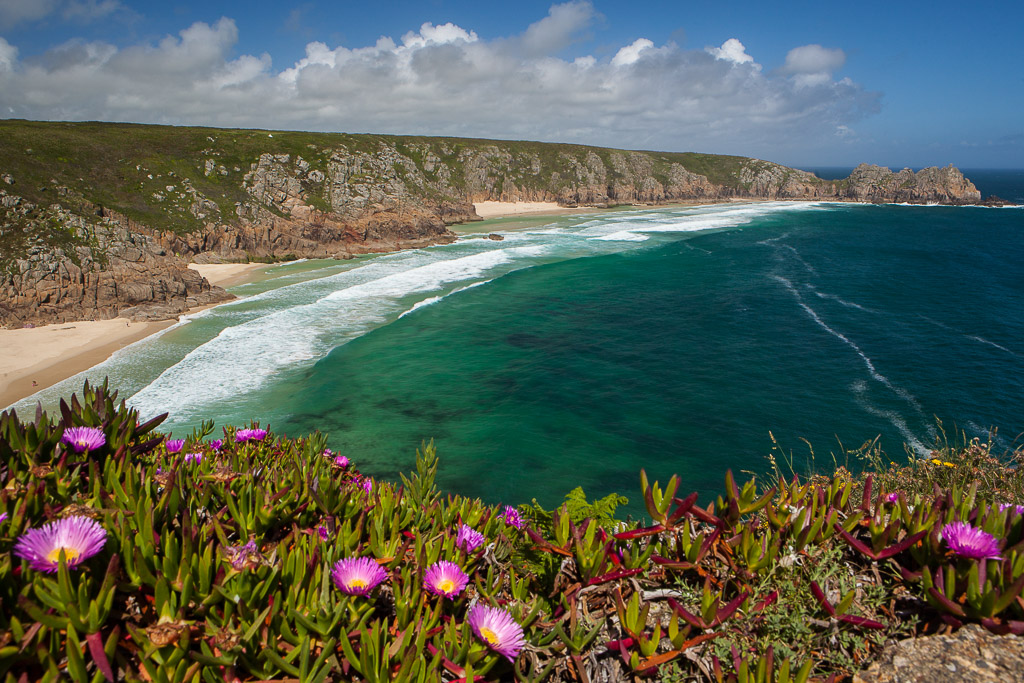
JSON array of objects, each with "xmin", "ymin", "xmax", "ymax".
[
  {"xmin": 189, "ymin": 262, "xmax": 265, "ymax": 287},
  {"xmin": 1, "ymin": 262, "xmax": 266, "ymax": 409},
  {"xmin": 0, "ymin": 318, "xmax": 173, "ymax": 409},
  {"xmin": 472, "ymin": 201, "xmax": 581, "ymax": 219}
]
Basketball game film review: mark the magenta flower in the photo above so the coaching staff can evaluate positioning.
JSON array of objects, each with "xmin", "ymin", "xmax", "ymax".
[
  {"xmin": 942, "ymin": 522, "xmax": 1003, "ymax": 560},
  {"xmin": 361, "ymin": 477, "xmax": 373, "ymax": 493},
  {"xmin": 332, "ymin": 556, "xmax": 388, "ymax": 596},
  {"xmin": 334, "ymin": 454, "xmax": 350, "ymax": 468},
  {"xmin": 884, "ymin": 492, "xmax": 900, "ymax": 503},
  {"xmin": 209, "ymin": 439, "xmax": 223, "ymax": 451},
  {"xmin": 456, "ymin": 524, "xmax": 485, "ymax": 553},
  {"xmin": 316, "ymin": 525, "xmax": 329, "ymax": 542},
  {"xmin": 498, "ymin": 505, "xmax": 524, "ymax": 530},
  {"xmin": 165, "ymin": 439, "xmax": 185, "ymax": 453},
  {"xmin": 235, "ymin": 428, "xmax": 268, "ymax": 443},
  {"xmin": 999, "ymin": 503, "xmax": 1024, "ymax": 515},
  {"xmin": 0, "ymin": 512, "xmax": 8, "ymax": 525},
  {"xmin": 61, "ymin": 426, "xmax": 106, "ymax": 453},
  {"xmin": 14, "ymin": 517, "xmax": 107, "ymax": 572},
  {"xmin": 423, "ymin": 561, "xmax": 470, "ymax": 599},
  {"xmin": 467, "ymin": 604, "xmax": 526, "ymax": 662},
  {"xmin": 184, "ymin": 452, "xmax": 203, "ymax": 465}
]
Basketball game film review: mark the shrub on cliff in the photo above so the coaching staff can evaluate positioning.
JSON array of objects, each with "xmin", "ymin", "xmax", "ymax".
[{"xmin": 0, "ymin": 381, "xmax": 1022, "ymax": 682}]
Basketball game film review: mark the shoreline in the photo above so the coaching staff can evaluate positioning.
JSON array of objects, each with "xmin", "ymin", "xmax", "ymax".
[{"xmin": 0, "ymin": 262, "xmax": 267, "ymax": 410}]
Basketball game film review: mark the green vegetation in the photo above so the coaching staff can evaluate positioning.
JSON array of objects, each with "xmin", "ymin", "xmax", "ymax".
[{"xmin": 1, "ymin": 381, "xmax": 1022, "ymax": 681}]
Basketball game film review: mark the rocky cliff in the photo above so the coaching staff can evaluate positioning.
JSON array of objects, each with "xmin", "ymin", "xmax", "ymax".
[{"xmin": 0, "ymin": 121, "xmax": 983, "ymax": 326}]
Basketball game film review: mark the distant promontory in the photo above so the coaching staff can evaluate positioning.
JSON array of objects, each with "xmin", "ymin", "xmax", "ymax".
[{"xmin": 0, "ymin": 120, "xmax": 982, "ymax": 327}]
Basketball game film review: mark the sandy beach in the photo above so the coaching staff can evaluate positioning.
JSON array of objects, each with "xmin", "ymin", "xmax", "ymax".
[
  {"xmin": 0, "ymin": 263, "xmax": 265, "ymax": 410},
  {"xmin": 472, "ymin": 201, "xmax": 593, "ymax": 219}
]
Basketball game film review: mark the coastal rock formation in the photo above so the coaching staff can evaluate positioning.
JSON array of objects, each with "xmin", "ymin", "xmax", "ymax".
[
  {"xmin": 853, "ymin": 624, "xmax": 1024, "ymax": 683},
  {"xmin": 0, "ymin": 196, "xmax": 231, "ymax": 325},
  {"xmin": 0, "ymin": 121, "xmax": 984, "ymax": 326}
]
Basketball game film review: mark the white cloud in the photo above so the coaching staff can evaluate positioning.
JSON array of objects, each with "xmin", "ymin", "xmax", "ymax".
[
  {"xmin": 0, "ymin": 37, "xmax": 17, "ymax": 72},
  {"xmin": 782, "ymin": 44, "xmax": 846, "ymax": 74},
  {"xmin": 520, "ymin": 0, "xmax": 597, "ymax": 56},
  {"xmin": 0, "ymin": 4, "xmax": 879, "ymax": 160},
  {"xmin": 0, "ymin": 0, "xmax": 121, "ymax": 27},
  {"xmin": 706, "ymin": 38, "xmax": 758, "ymax": 67},
  {"xmin": 611, "ymin": 38, "xmax": 653, "ymax": 67}
]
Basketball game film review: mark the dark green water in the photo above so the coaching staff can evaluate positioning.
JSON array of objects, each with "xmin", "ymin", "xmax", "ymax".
[{"xmin": 273, "ymin": 203, "xmax": 1024, "ymax": 512}]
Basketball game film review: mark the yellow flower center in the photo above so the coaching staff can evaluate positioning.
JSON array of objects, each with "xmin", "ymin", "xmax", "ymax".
[
  {"xmin": 46, "ymin": 546, "xmax": 80, "ymax": 563},
  {"xmin": 437, "ymin": 579, "xmax": 456, "ymax": 593},
  {"xmin": 347, "ymin": 578, "xmax": 367, "ymax": 589},
  {"xmin": 480, "ymin": 627, "xmax": 499, "ymax": 646}
]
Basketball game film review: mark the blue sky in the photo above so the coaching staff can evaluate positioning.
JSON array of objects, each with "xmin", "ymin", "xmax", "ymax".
[{"xmin": 0, "ymin": 0, "xmax": 1020, "ymax": 168}]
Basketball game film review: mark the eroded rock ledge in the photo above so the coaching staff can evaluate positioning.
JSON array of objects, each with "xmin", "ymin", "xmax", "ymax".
[{"xmin": 0, "ymin": 122, "xmax": 984, "ymax": 326}]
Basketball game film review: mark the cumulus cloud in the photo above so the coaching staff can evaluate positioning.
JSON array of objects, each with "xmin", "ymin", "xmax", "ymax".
[
  {"xmin": 781, "ymin": 44, "xmax": 846, "ymax": 88},
  {"xmin": 0, "ymin": 3, "xmax": 880, "ymax": 159},
  {"xmin": 706, "ymin": 38, "xmax": 757, "ymax": 67},
  {"xmin": 0, "ymin": 0, "xmax": 122, "ymax": 27}
]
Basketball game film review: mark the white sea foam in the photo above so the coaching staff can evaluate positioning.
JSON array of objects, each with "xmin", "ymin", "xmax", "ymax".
[
  {"xmin": 772, "ymin": 275, "xmax": 927, "ymax": 417},
  {"xmin": 129, "ymin": 246, "xmax": 549, "ymax": 420},
  {"xmin": 592, "ymin": 231, "xmax": 650, "ymax": 242},
  {"xmin": 967, "ymin": 335, "xmax": 1018, "ymax": 356},
  {"xmin": 851, "ymin": 382, "xmax": 928, "ymax": 456}
]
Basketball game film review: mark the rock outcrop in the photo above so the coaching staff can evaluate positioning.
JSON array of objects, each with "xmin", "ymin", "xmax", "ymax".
[
  {"xmin": 0, "ymin": 121, "xmax": 984, "ymax": 326},
  {"xmin": 853, "ymin": 624, "xmax": 1024, "ymax": 683}
]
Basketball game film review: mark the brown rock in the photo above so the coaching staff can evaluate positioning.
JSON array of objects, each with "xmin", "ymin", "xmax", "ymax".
[{"xmin": 853, "ymin": 625, "xmax": 1024, "ymax": 683}]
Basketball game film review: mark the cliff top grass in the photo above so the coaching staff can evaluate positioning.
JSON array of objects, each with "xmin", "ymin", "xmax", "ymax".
[
  {"xmin": 0, "ymin": 119, "xmax": 800, "ymax": 235},
  {"xmin": 1, "ymin": 380, "xmax": 1022, "ymax": 682}
]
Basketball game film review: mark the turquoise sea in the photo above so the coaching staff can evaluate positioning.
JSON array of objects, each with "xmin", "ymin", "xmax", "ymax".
[{"xmin": 12, "ymin": 171, "xmax": 1024, "ymax": 515}]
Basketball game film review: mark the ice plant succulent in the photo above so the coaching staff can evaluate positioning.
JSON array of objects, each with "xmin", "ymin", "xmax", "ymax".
[
  {"xmin": 456, "ymin": 524, "xmax": 485, "ymax": 553},
  {"xmin": 184, "ymin": 452, "xmax": 203, "ymax": 465},
  {"xmin": 61, "ymin": 426, "xmax": 106, "ymax": 453},
  {"xmin": 498, "ymin": 505, "xmax": 524, "ymax": 529},
  {"xmin": 941, "ymin": 522, "xmax": 1003, "ymax": 560},
  {"xmin": 468, "ymin": 604, "xmax": 526, "ymax": 662},
  {"xmin": 14, "ymin": 516, "xmax": 107, "ymax": 572},
  {"xmin": 209, "ymin": 439, "xmax": 223, "ymax": 451},
  {"xmin": 423, "ymin": 561, "xmax": 470, "ymax": 599},
  {"xmin": 165, "ymin": 439, "xmax": 185, "ymax": 453},
  {"xmin": 332, "ymin": 556, "xmax": 388, "ymax": 596},
  {"xmin": 334, "ymin": 454, "xmax": 350, "ymax": 468}
]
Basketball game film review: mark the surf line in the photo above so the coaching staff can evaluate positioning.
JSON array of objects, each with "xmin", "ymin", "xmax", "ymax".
[{"xmin": 770, "ymin": 275, "xmax": 930, "ymax": 425}]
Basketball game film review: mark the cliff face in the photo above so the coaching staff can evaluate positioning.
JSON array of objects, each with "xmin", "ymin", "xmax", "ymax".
[{"xmin": 0, "ymin": 122, "xmax": 982, "ymax": 326}]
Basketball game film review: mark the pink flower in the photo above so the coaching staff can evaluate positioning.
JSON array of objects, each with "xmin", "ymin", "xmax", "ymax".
[
  {"xmin": 334, "ymin": 454, "xmax": 350, "ymax": 468},
  {"xmin": 223, "ymin": 540, "xmax": 263, "ymax": 570},
  {"xmin": 361, "ymin": 477, "xmax": 373, "ymax": 493},
  {"xmin": 316, "ymin": 525, "xmax": 329, "ymax": 542},
  {"xmin": 999, "ymin": 503, "xmax": 1024, "ymax": 515},
  {"xmin": 0, "ymin": 512, "xmax": 8, "ymax": 525},
  {"xmin": 941, "ymin": 522, "xmax": 1003, "ymax": 560},
  {"xmin": 165, "ymin": 439, "xmax": 185, "ymax": 453},
  {"xmin": 14, "ymin": 517, "xmax": 107, "ymax": 572},
  {"xmin": 209, "ymin": 439, "xmax": 223, "ymax": 451},
  {"xmin": 467, "ymin": 604, "xmax": 526, "ymax": 662},
  {"xmin": 423, "ymin": 561, "xmax": 470, "ymax": 599},
  {"xmin": 498, "ymin": 505, "xmax": 524, "ymax": 530},
  {"xmin": 235, "ymin": 428, "xmax": 268, "ymax": 443},
  {"xmin": 61, "ymin": 427, "xmax": 106, "ymax": 453},
  {"xmin": 332, "ymin": 556, "xmax": 388, "ymax": 596},
  {"xmin": 184, "ymin": 452, "xmax": 203, "ymax": 465},
  {"xmin": 884, "ymin": 492, "xmax": 900, "ymax": 503},
  {"xmin": 456, "ymin": 524, "xmax": 485, "ymax": 553}
]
